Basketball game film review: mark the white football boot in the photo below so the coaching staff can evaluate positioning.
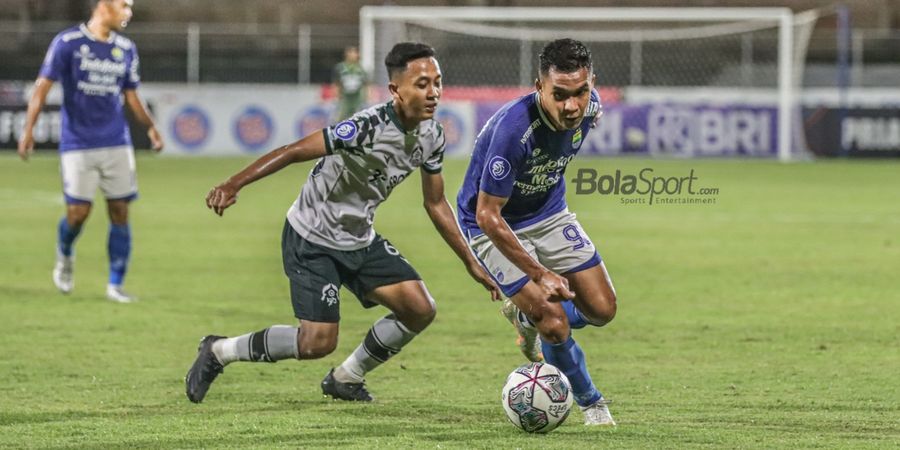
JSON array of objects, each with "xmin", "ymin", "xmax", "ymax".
[
  {"xmin": 106, "ymin": 284, "xmax": 138, "ymax": 303},
  {"xmin": 500, "ymin": 298, "xmax": 543, "ymax": 362},
  {"xmin": 582, "ymin": 398, "xmax": 616, "ymax": 426},
  {"xmin": 52, "ymin": 251, "xmax": 74, "ymax": 294}
]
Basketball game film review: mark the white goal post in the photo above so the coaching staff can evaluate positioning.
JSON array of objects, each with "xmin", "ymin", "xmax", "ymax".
[{"xmin": 360, "ymin": 6, "xmax": 814, "ymax": 161}]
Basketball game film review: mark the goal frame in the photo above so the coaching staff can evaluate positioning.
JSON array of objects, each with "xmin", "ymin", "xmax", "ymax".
[{"xmin": 360, "ymin": 6, "xmax": 797, "ymax": 161}]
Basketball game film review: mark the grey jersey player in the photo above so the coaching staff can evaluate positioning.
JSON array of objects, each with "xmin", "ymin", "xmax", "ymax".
[
  {"xmin": 186, "ymin": 42, "xmax": 499, "ymax": 404},
  {"xmin": 289, "ymin": 101, "xmax": 445, "ymax": 250}
]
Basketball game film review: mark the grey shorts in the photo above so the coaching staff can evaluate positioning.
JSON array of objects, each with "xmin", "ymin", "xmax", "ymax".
[
  {"xmin": 467, "ymin": 210, "xmax": 601, "ymax": 297},
  {"xmin": 60, "ymin": 146, "xmax": 137, "ymax": 204}
]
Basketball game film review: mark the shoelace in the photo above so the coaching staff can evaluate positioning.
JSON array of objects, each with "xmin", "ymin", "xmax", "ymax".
[
  {"xmin": 343, "ymin": 382, "xmax": 370, "ymax": 399},
  {"xmin": 202, "ymin": 356, "xmax": 223, "ymax": 380}
]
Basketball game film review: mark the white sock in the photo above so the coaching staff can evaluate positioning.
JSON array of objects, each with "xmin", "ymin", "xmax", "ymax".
[
  {"xmin": 334, "ymin": 314, "xmax": 417, "ymax": 383},
  {"xmin": 211, "ymin": 325, "xmax": 299, "ymax": 365}
]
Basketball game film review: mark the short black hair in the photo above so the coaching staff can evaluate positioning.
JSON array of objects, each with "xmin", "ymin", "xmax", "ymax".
[
  {"xmin": 385, "ymin": 42, "xmax": 435, "ymax": 79},
  {"xmin": 538, "ymin": 38, "xmax": 592, "ymax": 77}
]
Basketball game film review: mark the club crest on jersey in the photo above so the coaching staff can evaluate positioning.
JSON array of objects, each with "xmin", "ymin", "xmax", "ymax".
[
  {"xmin": 572, "ymin": 128, "xmax": 583, "ymax": 149},
  {"xmin": 111, "ymin": 47, "xmax": 124, "ymax": 61},
  {"xmin": 321, "ymin": 283, "xmax": 339, "ymax": 306},
  {"xmin": 334, "ymin": 120, "xmax": 358, "ymax": 141},
  {"xmin": 489, "ymin": 156, "xmax": 511, "ymax": 180}
]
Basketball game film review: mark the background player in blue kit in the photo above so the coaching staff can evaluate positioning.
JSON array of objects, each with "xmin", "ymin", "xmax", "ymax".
[
  {"xmin": 18, "ymin": 0, "xmax": 163, "ymax": 303},
  {"xmin": 456, "ymin": 39, "xmax": 618, "ymax": 426}
]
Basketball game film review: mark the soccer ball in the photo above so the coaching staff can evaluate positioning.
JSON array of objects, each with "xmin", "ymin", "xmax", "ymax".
[{"xmin": 501, "ymin": 362, "xmax": 573, "ymax": 433}]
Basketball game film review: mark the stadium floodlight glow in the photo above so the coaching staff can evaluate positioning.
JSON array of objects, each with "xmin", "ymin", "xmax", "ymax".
[{"xmin": 361, "ymin": 6, "xmax": 817, "ymax": 161}]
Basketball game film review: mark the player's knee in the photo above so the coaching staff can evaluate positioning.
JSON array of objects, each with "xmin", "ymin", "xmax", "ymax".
[
  {"xmin": 107, "ymin": 201, "xmax": 129, "ymax": 224},
  {"xmin": 532, "ymin": 306, "xmax": 569, "ymax": 344},
  {"xmin": 583, "ymin": 294, "xmax": 617, "ymax": 326},
  {"xmin": 297, "ymin": 328, "xmax": 338, "ymax": 359},
  {"xmin": 67, "ymin": 207, "xmax": 91, "ymax": 227},
  {"xmin": 297, "ymin": 338, "xmax": 337, "ymax": 359},
  {"xmin": 68, "ymin": 215, "xmax": 88, "ymax": 227},
  {"xmin": 397, "ymin": 295, "xmax": 436, "ymax": 332},
  {"xmin": 109, "ymin": 212, "xmax": 128, "ymax": 225}
]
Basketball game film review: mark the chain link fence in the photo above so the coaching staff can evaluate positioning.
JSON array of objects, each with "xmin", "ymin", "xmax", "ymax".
[{"xmin": 0, "ymin": 20, "xmax": 898, "ymax": 88}]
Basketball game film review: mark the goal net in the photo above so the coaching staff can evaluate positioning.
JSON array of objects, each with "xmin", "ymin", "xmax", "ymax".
[{"xmin": 360, "ymin": 7, "xmax": 820, "ymax": 161}]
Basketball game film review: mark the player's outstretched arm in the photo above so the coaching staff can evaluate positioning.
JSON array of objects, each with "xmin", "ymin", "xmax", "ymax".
[
  {"xmin": 475, "ymin": 191, "xmax": 574, "ymax": 301},
  {"xmin": 421, "ymin": 172, "xmax": 501, "ymax": 301},
  {"xmin": 206, "ymin": 131, "xmax": 329, "ymax": 216},
  {"xmin": 123, "ymin": 89, "xmax": 163, "ymax": 152},
  {"xmin": 17, "ymin": 77, "xmax": 54, "ymax": 162}
]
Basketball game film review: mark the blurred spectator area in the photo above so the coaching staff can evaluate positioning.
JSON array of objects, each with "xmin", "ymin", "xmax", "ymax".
[{"xmin": 0, "ymin": 0, "xmax": 898, "ymax": 85}]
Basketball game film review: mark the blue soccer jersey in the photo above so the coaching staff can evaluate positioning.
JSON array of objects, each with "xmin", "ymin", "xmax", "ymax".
[
  {"xmin": 456, "ymin": 90, "xmax": 601, "ymax": 237},
  {"xmin": 39, "ymin": 24, "xmax": 140, "ymax": 152}
]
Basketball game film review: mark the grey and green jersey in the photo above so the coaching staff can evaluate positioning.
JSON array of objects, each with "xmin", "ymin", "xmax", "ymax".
[{"xmin": 287, "ymin": 101, "xmax": 445, "ymax": 251}]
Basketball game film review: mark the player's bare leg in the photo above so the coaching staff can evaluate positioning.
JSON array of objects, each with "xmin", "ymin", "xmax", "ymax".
[
  {"xmin": 328, "ymin": 280, "xmax": 436, "ymax": 401},
  {"xmin": 297, "ymin": 320, "xmax": 339, "ymax": 359},
  {"xmin": 563, "ymin": 262, "xmax": 617, "ymax": 327},
  {"xmin": 561, "ymin": 261, "xmax": 618, "ymax": 426},
  {"xmin": 54, "ymin": 202, "xmax": 91, "ymax": 294},
  {"xmin": 366, "ymin": 280, "xmax": 436, "ymax": 332},
  {"xmin": 508, "ymin": 282, "xmax": 570, "ymax": 344},
  {"xmin": 105, "ymin": 199, "xmax": 136, "ymax": 302}
]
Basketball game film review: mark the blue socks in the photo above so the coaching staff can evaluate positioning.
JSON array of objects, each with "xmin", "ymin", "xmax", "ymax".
[
  {"xmin": 521, "ymin": 301, "xmax": 589, "ymax": 329},
  {"xmin": 108, "ymin": 223, "xmax": 131, "ymax": 286},
  {"xmin": 516, "ymin": 301, "xmax": 601, "ymax": 407},
  {"xmin": 542, "ymin": 335, "xmax": 601, "ymax": 407},
  {"xmin": 57, "ymin": 217, "xmax": 132, "ymax": 286},
  {"xmin": 58, "ymin": 217, "xmax": 82, "ymax": 257},
  {"xmin": 562, "ymin": 300, "xmax": 589, "ymax": 329}
]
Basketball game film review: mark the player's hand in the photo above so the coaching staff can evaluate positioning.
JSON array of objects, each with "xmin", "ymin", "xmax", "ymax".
[
  {"xmin": 466, "ymin": 261, "xmax": 501, "ymax": 302},
  {"xmin": 535, "ymin": 270, "xmax": 574, "ymax": 302},
  {"xmin": 148, "ymin": 126, "xmax": 164, "ymax": 153},
  {"xmin": 206, "ymin": 181, "xmax": 239, "ymax": 216},
  {"xmin": 17, "ymin": 131, "xmax": 35, "ymax": 161}
]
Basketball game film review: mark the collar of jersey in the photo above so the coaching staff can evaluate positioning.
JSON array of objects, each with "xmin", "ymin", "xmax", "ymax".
[
  {"xmin": 385, "ymin": 101, "xmax": 414, "ymax": 134},
  {"xmin": 79, "ymin": 23, "xmax": 117, "ymax": 44},
  {"xmin": 533, "ymin": 92, "xmax": 558, "ymax": 132}
]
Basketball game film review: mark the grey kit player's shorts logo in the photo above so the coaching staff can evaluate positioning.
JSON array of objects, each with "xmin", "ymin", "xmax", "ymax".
[
  {"xmin": 489, "ymin": 156, "xmax": 511, "ymax": 180},
  {"xmin": 334, "ymin": 120, "xmax": 358, "ymax": 141},
  {"xmin": 321, "ymin": 283, "xmax": 339, "ymax": 306},
  {"xmin": 384, "ymin": 241, "xmax": 399, "ymax": 256}
]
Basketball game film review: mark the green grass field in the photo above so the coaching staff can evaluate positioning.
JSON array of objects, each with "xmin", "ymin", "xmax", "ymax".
[{"xmin": 1, "ymin": 153, "xmax": 898, "ymax": 449}]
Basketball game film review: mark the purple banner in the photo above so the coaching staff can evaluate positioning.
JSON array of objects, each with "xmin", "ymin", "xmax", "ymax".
[{"xmin": 475, "ymin": 102, "xmax": 779, "ymax": 157}]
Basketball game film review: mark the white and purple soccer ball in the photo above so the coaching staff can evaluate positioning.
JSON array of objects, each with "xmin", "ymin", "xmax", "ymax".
[{"xmin": 501, "ymin": 362, "xmax": 573, "ymax": 433}]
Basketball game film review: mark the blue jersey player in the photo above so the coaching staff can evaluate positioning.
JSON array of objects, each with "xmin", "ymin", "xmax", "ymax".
[
  {"xmin": 17, "ymin": 0, "xmax": 163, "ymax": 303},
  {"xmin": 456, "ymin": 39, "xmax": 617, "ymax": 426}
]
